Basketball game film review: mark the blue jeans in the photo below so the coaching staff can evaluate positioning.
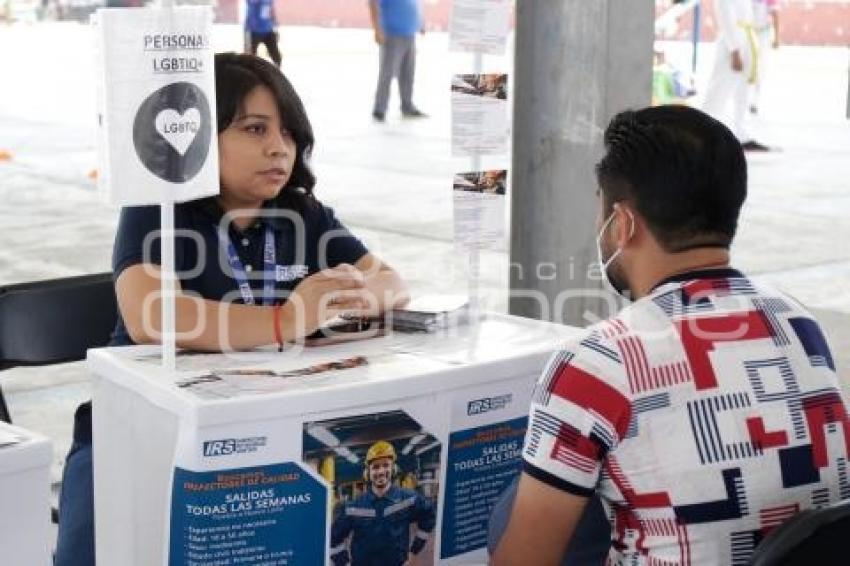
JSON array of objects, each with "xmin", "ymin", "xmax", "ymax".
[
  {"xmin": 487, "ymin": 476, "xmax": 610, "ymax": 565},
  {"xmin": 54, "ymin": 403, "xmax": 95, "ymax": 566}
]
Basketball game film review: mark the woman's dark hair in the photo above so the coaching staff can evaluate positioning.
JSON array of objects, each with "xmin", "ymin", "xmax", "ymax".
[
  {"xmin": 595, "ymin": 105, "xmax": 747, "ymax": 252},
  {"xmin": 214, "ymin": 52, "xmax": 316, "ymax": 210}
]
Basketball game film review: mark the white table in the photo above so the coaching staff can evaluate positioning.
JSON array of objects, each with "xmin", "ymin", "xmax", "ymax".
[
  {"xmin": 89, "ymin": 313, "xmax": 580, "ymax": 565},
  {"xmin": 0, "ymin": 421, "xmax": 52, "ymax": 566}
]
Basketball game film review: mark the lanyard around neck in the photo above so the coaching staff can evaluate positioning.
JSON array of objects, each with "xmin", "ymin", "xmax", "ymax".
[{"xmin": 217, "ymin": 225, "xmax": 276, "ymax": 306}]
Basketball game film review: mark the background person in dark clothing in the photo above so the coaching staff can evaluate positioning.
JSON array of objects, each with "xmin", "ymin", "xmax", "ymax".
[{"xmin": 245, "ymin": 0, "xmax": 282, "ymax": 66}]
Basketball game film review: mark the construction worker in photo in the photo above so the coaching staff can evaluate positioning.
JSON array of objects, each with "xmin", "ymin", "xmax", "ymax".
[{"xmin": 330, "ymin": 440, "xmax": 436, "ymax": 566}]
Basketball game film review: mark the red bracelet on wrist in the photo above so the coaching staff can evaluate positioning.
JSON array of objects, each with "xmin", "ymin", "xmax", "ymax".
[{"xmin": 272, "ymin": 303, "xmax": 284, "ymax": 352}]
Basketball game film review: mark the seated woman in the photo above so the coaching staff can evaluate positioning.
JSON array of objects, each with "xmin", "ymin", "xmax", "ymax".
[{"xmin": 54, "ymin": 52, "xmax": 408, "ymax": 566}]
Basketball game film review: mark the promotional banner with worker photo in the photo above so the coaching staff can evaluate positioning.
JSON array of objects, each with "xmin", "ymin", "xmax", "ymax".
[
  {"xmin": 451, "ymin": 73, "xmax": 509, "ymax": 156},
  {"xmin": 93, "ymin": 7, "xmax": 219, "ymax": 205},
  {"xmin": 129, "ymin": 381, "xmax": 543, "ymax": 565}
]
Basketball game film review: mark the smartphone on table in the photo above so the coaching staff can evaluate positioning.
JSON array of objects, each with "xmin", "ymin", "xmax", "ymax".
[{"xmin": 303, "ymin": 317, "xmax": 384, "ymax": 347}]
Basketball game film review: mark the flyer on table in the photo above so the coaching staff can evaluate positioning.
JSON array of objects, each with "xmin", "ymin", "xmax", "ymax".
[{"xmin": 94, "ymin": 7, "xmax": 219, "ymax": 205}]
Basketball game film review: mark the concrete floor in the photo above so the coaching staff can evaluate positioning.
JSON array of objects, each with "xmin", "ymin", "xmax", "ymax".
[{"xmin": 1, "ymin": 23, "xmax": 849, "ymax": 488}]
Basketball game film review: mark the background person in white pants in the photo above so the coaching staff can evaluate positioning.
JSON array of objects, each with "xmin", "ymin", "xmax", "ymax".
[
  {"xmin": 702, "ymin": 0, "xmax": 771, "ymax": 151},
  {"xmin": 750, "ymin": 0, "xmax": 780, "ymax": 115}
]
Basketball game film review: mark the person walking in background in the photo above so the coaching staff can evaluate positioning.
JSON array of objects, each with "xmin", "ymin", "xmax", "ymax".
[
  {"xmin": 702, "ymin": 0, "xmax": 771, "ymax": 151},
  {"xmin": 750, "ymin": 0, "xmax": 780, "ymax": 115},
  {"xmin": 245, "ymin": 0, "xmax": 282, "ymax": 67},
  {"xmin": 368, "ymin": 0, "xmax": 427, "ymax": 122}
]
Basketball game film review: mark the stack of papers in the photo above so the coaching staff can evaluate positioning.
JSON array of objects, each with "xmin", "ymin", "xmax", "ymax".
[{"xmin": 387, "ymin": 294, "xmax": 470, "ymax": 332}]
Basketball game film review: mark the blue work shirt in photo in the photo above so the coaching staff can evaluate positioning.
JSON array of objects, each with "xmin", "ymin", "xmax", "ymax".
[{"xmin": 331, "ymin": 485, "xmax": 436, "ymax": 566}]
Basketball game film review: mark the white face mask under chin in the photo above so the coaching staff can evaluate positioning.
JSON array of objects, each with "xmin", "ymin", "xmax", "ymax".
[{"xmin": 595, "ymin": 209, "xmax": 634, "ymax": 298}]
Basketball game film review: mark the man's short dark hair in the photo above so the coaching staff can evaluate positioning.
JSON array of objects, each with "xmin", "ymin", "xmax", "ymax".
[{"xmin": 595, "ymin": 105, "xmax": 747, "ymax": 252}]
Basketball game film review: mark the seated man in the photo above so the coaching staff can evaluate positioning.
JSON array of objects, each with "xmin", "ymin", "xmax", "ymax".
[{"xmin": 493, "ymin": 105, "xmax": 848, "ymax": 565}]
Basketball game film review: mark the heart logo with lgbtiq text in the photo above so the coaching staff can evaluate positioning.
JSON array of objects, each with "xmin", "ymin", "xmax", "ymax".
[
  {"xmin": 133, "ymin": 82, "xmax": 212, "ymax": 183},
  {"xmin": 155, "ymin": 108, "xmax": 201, "ymax": 156}
]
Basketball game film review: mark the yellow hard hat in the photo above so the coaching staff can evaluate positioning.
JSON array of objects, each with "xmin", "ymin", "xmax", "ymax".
[{"xmin": 365, "ymin": 440, "xmax": 396, "ymax": 464}]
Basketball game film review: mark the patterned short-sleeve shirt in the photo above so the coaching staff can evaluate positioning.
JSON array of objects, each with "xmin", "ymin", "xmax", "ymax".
[{"xmin": 523, "ymin": 268, "xmax": 849, "ymax": 565}]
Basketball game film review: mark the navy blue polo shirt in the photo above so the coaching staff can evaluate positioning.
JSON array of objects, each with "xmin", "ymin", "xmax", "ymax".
[{"xmin": 109, "ymin": 197, "xmax": 368, "ymax": 345}]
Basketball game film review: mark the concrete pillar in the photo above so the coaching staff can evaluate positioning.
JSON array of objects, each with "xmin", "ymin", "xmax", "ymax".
[{"xmin": 509, "ymin": 0, "xmax": 654, "ymax": 326}]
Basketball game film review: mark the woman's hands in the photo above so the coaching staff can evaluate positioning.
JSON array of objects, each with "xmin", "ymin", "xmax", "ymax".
[
  {"xmin": 280, "ymin": 263, "xmax": 374, "ymax": 338},
  {"xmin": 117, "ymin": 255, "xmax": 407, "ymax": 350}
]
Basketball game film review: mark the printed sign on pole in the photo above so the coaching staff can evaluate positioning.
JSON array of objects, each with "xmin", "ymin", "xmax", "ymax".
[
  {"xmin": 453, "ymin": 169, "xmax": 507, "ymax": 252},
  {"xmin": 449, "ymin": 0, "xmax": 511, "ymax": 55},
  {"xmin": 94, "ymin": 7, "xmax": 218, "ymax": 205},
  {"xmin": 451, "ymin": 73, "xmax": 509, "ymax": 157}
]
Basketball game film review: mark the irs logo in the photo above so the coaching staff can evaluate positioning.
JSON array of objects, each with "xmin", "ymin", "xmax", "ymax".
[
  {"xmin": 202, "ymin": 437, "xmax": 267, "ymax": 457},
  {"xmin": 467, "ymin": 394, "xmax": 513, "ymax": 416},
  {"xmin": 202, "ymin": 439, "xmax": 236, "ymax": 456}
]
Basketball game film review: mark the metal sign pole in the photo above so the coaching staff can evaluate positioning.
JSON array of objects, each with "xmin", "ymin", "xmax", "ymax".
[
  {"xmin": 467, "ymin": 51, "xmax": 484, "ymax": 320},
  {"xmin": 692, "ymin": 1, "xmax": 701, "ymax": 74},
  {"xmin": 161, "ymin": 202, "xmax": 176, "ymax": 371},
  {"xmin": 845, "ymin": 47, "xmax": 849, "ymax": 120},
  {"xmin": 161, "ymin": 0, "xmax": 176, "ymax": 371}
]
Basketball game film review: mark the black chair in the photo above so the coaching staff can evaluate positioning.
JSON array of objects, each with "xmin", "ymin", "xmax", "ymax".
[
  {"xmin": 749, "ymin": 498, "xmax": 850, "ymax": 565},
  {"xmin": 0, "ymin": 272, "xmax": 117, "ymax": 423},
  {"xmin": 0, "ymin": 273, "xmax": 117, "ymax": 525}
]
